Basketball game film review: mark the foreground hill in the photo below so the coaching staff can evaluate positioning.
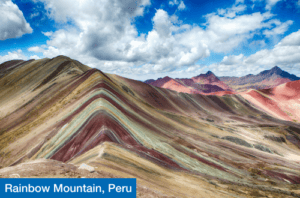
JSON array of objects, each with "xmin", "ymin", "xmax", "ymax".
[
  {"xmin": 220, "ymin": 66, "xmax": 300, "ymax": 92},
  {"xmin": 0, "ymin": 56, "xmax": 300, "ymax": 197}
]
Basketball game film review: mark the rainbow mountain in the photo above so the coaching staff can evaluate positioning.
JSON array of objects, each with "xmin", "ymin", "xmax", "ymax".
[{"xmin": 0, "ymin": 56, "xmax": 300, "ymax": 197}]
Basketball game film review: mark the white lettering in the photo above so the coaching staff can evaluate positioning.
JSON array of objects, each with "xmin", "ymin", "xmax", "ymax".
[
  {"xmin": 116, "ymin": 186, "xmax": 121, "ymax": 193},
  {"xmin": 5, "ymin": 184, "xmax": 12, "ymax": 192},
  {"xmin": 64, "ymin": 186, "xmax": 69, "ymax": 193},
  {"xmin": 41, "ymin": 186, "xmax": 50, "ymax": 192},
  {"xmin": 126, "ymin": 186, "xmax": 132, "ymax": 192},
  {"xmin": 29, "ymin": 184, "xmax": 35, "ymax": 193},
  {"xmin": 54, "ymin": 184, "xmax": 63, "ymax": 192},
  {"xmin": 35, "ymin": 186, "xmax": 41, "ymax": 193},
  {"xmin": 5, "ymin": 184, "xmax": 51, "ymax": 193},
  {"xmin": 108, "ymin": 185, "xmax": 132, "ymax": 193},
  {"xmin": 108, "ymin": 184, "xmax": 115, "ymax": 192}
]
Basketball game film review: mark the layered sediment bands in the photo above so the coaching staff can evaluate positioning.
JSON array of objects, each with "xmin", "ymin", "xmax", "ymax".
[{"xmin": 1, "ymin": 56, "xmax": 300, "ymax": 197}]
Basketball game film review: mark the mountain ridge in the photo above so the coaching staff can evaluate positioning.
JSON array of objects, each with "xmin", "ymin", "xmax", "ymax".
[
  {"xmin": 145, "ymin": 66, "xmax": 300, "ymax": 93},
  {"xmin": 220, "ymin": 66, "xmax": 300, "ymax": 91}
]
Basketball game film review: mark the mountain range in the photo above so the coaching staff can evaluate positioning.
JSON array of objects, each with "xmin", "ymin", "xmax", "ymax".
[
  {"xmin": 145, "ymin": 66, "xmax": 300, "ymax": 94},
  {"xmin": 220, "ymin": 66, "xmax": 300, "ymax": 91},
  {"xmin": 146, "ymin": 71, "xmax": 234, "ymax": 95},
  {"xmin": 0, "ymin": 56, "xmax": 300, "ymax": 197}
]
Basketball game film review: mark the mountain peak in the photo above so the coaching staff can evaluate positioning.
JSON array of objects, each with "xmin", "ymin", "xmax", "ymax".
[
  {"xmin": 149, "ymin": 76, "xmax": 174, "ymax": 87},
  {"xmin": 162, "ymin": 76, "xmax": 172, "ymax": 80},
  {"xmin": 52, "ymin": 55, "xmax": 71, "ymax": 61},
  {"xmin": 194, "ymin": 71, "xmax": 216, "ymax": 78},
  {"xmin": 259, "ymin": 66, "xmax": 283, "ymax": 76},
  {"xmin": 270, "ymin": 66, "xmax": 282, "ymax": 73},
  {"xmin": 206, "ymin": 71, "xmax": 214, "ymax": 75}
]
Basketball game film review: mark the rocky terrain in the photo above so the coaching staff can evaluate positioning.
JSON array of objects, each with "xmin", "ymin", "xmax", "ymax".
[{"xmin": 0, "ymin": 56, "xmax": 300, "ymax": 197}]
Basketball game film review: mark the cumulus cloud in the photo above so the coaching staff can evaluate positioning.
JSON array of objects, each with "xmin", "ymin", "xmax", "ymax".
[
  {"xmin": 279, "ymin": 30, "xmax": 300, "ymax": 46},
  {"xmin": 206, "ymin": 30, "xmax": 300, "ymax": 77},
  {"xmin": 202, "ymin": 9, "xmax": 275, "ymax": 53},
  {"xmin": 0, "ymin": 0, "xmax": 33, "ymax": 40},
  {"xmin": 28, "ymin": 46, "xmax": 44, "ymax": 53},
  {"xmin": 0, "ymin": 50, "xmax": 27, "ymax": 64},
  {"xmin": 29, "ymin": 55, "xmax": 40, "ymax": 59},
  {"xmin": 29, "ymin": 0, "xmax": 297, "ymax": 79},
  {"xmin": 0, "ymin": 50, "xmax": 39, "ymax": 65}
]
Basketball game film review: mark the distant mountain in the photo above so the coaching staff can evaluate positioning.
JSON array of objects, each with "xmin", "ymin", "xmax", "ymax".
[
  {"xmin": 145, "ymin": 71, "xmax": 234, "ymax": 94},
  {"xmin": 144, "ymin": 79, "xmax": 155, "ymax": 84},
  {"xmin": 220, "ymin": 66, "xmax": 300, "ymax": 91},
  {"xmin": 191, "ymin": 71, "xmax": 233, "ymax": 91},
  {"xmin": 151, "ymin": 76, "xmax": 200, "ymax": 94},
  {"xmin": 145, "ymin": 66, "xmax": 300, "ymax": 94},
  {"xmin": 149, "ymin": 76, "xmax": 173, "ymax": 87}
]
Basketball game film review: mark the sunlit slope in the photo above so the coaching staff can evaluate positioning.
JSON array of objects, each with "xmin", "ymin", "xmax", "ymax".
[
  {"xmin": 0, "ymin": 56, "xmax": 300, "ymax": 197},
  {"xmin": 241, "ymin": 80, "xmax": 300, "ymax": 122}
]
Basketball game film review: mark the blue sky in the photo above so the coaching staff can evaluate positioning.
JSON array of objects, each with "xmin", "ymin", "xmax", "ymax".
[{"xmin": 1, "ymin": 0, "xmax": 300, "ymax": 80}]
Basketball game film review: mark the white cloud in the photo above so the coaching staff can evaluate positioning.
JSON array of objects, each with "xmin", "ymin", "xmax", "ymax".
[
  {"xmin": 28, "ymin": 46, "xmax": 44, "ymax": 53},
  {"xmin": 203, "ymin": 11, "xmax": 274, "ymax": 53},
  {"xmin": 38, "ymin": 0, "xmax": 150, "ymax": 23},
  {"xmin": 169, "ymin": 0, "xmax": 178, "ymax": 6},
  {"xmin": 0, "ymin": 50, "xmax": 27, "ymax": 64},
  {"xmin": 42, "ymin": 31, "xmax": 53, "ymax": 37},
  {"xmin": 29, "ymin": 0, "xmax": 298, "ymax": 79},
  {"xmin": 178, "ymin": 1, "xmax": 186, "ymax": 10},
  {"xmin": 221, "ymin": 54, "xmax": 245, "ymax": 65},
  {"xmin": 30, "ymin": 12, "xmax": 40, "ymax": 19},
  {"xmin": 249, "ymin": 0, "xmax": 282, "ymax": 11},
  {"xmin": 30, "ymin": 55, "xmax": 40, "ymax": 59},
  {"xmin": 0, "ymin": 50, "xmax": 39, "ymax": 65},
  {"xmin": 265, "ymin": 0, "xmax": 282, "ymax": 10},
  {"xmin": 217, "ymin": 4, "xmax": 247, "ymax": 18},
  {"xmin": 207, "ymin": 30, "xmax": 300, "ymax": 77},
  {"xmin": 169, "ymin": 0, "xmax": 186, "ymax": 10},
  {"xmin": 207, "ymin": 12, "xmax": 271, "ymax": 36},
  {"xmin": 263, "ymin": 20, "xmax": 293, "ymax": 37},
  {"xmin": 249, "ymin": 39, "xmax": 267, "ymax": 48},
  {"xmin": 246, "ymin": 30, "xmax": 300, "ymax": 68},
  {"xmin": 235, "ymin": 0, "xmax": 245, "ymax": 4},
  {"xmin": 279, "ymin": 30, "xmax": 300, "ymax": 46},
  {"xmin": 152, "ymin": 10, "xmax": 173, "ymax": 38},
  {"xmin": 0, "ymin": 0, "xmax": 33, "ymax": 40}
]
